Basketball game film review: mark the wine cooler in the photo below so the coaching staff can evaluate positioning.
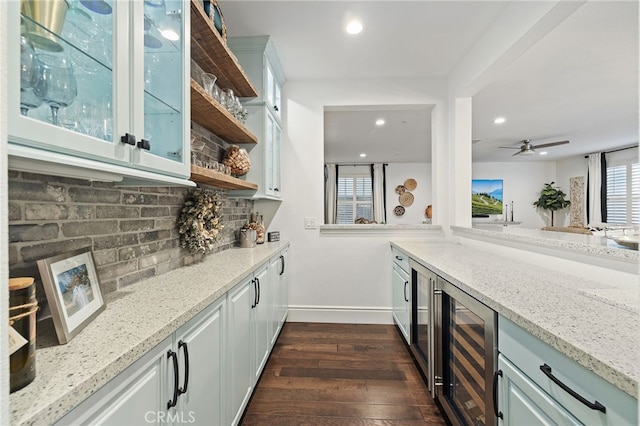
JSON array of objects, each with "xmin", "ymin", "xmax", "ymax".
[{"xmin": 435, "ymin": 277, "xmax": 498, "ymax": 426}]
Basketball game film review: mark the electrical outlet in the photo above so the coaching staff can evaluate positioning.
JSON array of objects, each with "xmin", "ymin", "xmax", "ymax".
[{"xmin": 304, "ymin": 217, "xmax": 317, "ymax": 229}]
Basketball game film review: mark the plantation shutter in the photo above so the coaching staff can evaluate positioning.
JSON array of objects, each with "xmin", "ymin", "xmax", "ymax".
[
  {"xmin": 606, "ymin": 161, "xmax": 640, "ymax": 225},
  {"xmin": 336, "ymin": 173, "xmax": 373, "ymax": 224}
]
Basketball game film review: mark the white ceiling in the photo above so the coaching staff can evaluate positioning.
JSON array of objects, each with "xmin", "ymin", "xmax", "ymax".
[{"xmin": 219, "ymin": 1, "xmax": 639, "ymax": 164}]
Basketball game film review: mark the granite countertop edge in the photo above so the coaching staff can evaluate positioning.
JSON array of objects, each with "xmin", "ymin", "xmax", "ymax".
[
  {"xmin": 390, "ymin": 240, "xmax": 639, "ymax": 398},
  {"xmin": 9, "ymin": 242, "xmax": 289, "ymax": 426},
  {"xmin": 451, "ymin": 225, "xmax": 638, "ymax": 262}
]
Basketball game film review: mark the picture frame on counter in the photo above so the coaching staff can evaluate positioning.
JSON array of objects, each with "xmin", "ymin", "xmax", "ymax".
[{"xmin": 37, "ymin": 248, "xmax": 106, "ymax": 344}]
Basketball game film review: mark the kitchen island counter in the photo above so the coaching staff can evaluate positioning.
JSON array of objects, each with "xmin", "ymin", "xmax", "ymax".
[
  {"xmin": 9, "ymin": 242, "xmax": 289, "ymax": 426},
  {"xmin": 391, "ymin": 240, "xmax": 639, "ymax": 398}
]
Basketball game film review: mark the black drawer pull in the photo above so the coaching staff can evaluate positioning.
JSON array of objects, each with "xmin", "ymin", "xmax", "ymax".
[
  {"xmin": 251, "ymin": 278, "xmax": 257, "ymax": 308},
  {"xmin": 493, "ymin": 369, "xmax": 503, "ymax": 419},
  {"xmin": 395, "ymin": 255, "xmax": 403, "ymax": 261},
  {"xmin": 279, "ymin": 255, "xmax": 285, "ymax": 276},
  {"xmin": 137, "ymin": 138, "xmax": 151, "ymax": 150},
  {"xmin": 167, "ymin": 350, "xmax": 179, "ymax": 409},
  {"xmin": 403, "ymin": 280, "xmax": 409, "ymax": 302},
  {"xmin": 120, "ymin": 133, "xmax": 136, "ymax": 145},
  {"xmin": 178, "ymin": 340, "xmax": 189, "ymax": 395},
  {"xmin": 540, "ymin": 364, "xmax": 606, "ymax": 413}
]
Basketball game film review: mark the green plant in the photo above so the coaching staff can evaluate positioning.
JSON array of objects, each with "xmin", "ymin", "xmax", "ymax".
[{"xmin": 533, "ymin": 181, "xmax": 570, "ymax": 226}]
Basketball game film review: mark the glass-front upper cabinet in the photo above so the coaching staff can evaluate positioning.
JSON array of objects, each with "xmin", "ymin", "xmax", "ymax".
[{"xmin": 8, "ymin": 0, "xmax": 190, "ymax": 181}]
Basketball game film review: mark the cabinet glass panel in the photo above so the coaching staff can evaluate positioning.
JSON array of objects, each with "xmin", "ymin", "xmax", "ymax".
[
  {"xmin": 273, "ymin": 123, "xmax": 281, "ymax": 193},
  {"xmin": 265, "ymin": 113, "xmax": 274, "ymax": 192},
  {"xmin": 447, "ymin": 300, "xmax": 487, "ymax": 425},
  {"xmin": 19, "ymin": 0, "xmax": 114, "ymax": 141},
  {"xmin": 141, "ymin": 0, "xmax": 184, "ymax": 163}
]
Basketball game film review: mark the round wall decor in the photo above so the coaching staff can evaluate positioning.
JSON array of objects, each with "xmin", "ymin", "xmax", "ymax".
[
  {"xmin": 399, "ymin": 191, "xmax": 414, "ymax": 206},
  {"xmin": 395, "ymin": 185, "xmax": 406, "ymax": 194},
  {"xmin": 404, "ymin": 178, "xmax": 417, "ymax": 191},
  {"xmin": 394, "ymin": 205, "xmax": 405, "ymax": 216}
]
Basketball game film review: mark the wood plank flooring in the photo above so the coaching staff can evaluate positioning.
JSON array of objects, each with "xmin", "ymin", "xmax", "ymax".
[{"xmin": 241, "ymin": 322, "xmax": 446, "ymax": 425}]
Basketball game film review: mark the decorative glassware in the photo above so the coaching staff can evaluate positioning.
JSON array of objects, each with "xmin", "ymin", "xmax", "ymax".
[
  {"xmin": 32, "ymin": 54, "xmax": 78, "ymax": 126},
  {"xmin": 201, "ymin": 72, "xmax": 217, "ymax": 96},
  {"xmin": 20, "ymin": 35, "xmax": 43, "ymax": 115}
]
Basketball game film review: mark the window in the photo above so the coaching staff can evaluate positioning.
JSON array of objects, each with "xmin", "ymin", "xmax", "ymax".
[
  {"xmin": 606, "ymin": 161, "xmax": 640, "ymax": 225},
  {"xmin": 337, "ymin": 175, "xmax": 373, "ymax": 224}
]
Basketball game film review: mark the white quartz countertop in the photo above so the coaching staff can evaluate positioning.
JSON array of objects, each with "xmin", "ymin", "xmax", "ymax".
[
  {"xmin": 452, "ymin": 226, "xmax": 639, "ymax": 264},
  {"xmin": 391, "ymin": 240, "xmax": 639, "ymax": 398},
  {"xmin": 9, "ymin": 242, "xmax": 289, "ymax": 426}
]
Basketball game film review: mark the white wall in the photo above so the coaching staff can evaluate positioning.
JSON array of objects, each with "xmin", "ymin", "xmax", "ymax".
[
  {"xmin": 385, "ymin": 163, "xmax": 432, "ymax": 224},
  {"xmin": 268, "ymin": 77, "xmax": 448, "ymax": 323},
  {"xmin": 472, "ymin": 161, "xmax": 558, "ymax": 228}
]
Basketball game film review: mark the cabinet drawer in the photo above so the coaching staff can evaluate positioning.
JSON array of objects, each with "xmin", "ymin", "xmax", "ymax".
[
  {"xmin": 498, "ymin": 315, "xmax": 637, "ymax": 425},
  {"xmin": 391, "ymin": 247, "xmax": 409, "ymax": 272}
]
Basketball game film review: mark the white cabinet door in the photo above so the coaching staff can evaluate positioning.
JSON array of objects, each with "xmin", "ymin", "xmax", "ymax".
[
  {"xmin": 269, "ymin": 249, "xmax": 288, "ymax": 346},
  {"xmin": 8, "ymin": 0, "xmax": 190, "ymax": 181},
  {"xmin": 498, "ymin": 354, "xmax": 582, "ymax": 426},
  {"xmin": 54, "ymin": 339, "xmax": 172, "ymax": 426},
  {"xmin": 227, "ymin": 278, "xmax": 254, "ymax": 426},
  {"xmin": 392, "ymin": 263, "xmax": 410, "ymax": 344},
  {"xmin": 253, "ymin": 264, "xmax": 271, "ymax": 381},
  {"xmin": 173, "ymin": 298, "xmax": 226, "ymax": 426}
]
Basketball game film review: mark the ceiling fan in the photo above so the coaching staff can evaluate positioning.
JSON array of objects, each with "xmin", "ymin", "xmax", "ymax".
[{"xmin": 499, "ymin": 139, "xmax": 569, "ymax": 156}]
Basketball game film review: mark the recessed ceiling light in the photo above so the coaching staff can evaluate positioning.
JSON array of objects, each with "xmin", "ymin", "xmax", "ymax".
[
  {"xmin": 539, "ymin": 151, "xmax": 548, "ymax": 156},
  {"xmin": 346, "ymin": 20, "xmax": 363, "ymax": 35},
  {"xmin": 360, "ymin": 153, "xmax": 367, "ymax": 158},
  {"xmin": 494, "ymin": 117, "xmax": 506, "ymax": 124},
  {"xmin": 375, "ymin": 119, "xmax": 385, "ymax": 126}
]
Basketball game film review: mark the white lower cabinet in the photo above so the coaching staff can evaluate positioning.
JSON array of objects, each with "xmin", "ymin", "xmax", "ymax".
[
  {"xmin": 391, "ymin": 248, "xmax": 411, "ymax": 344},
  {"xmin": 56, "ymin": 246, "xmax": 290, "ymax": 426},
  {"xmin": 269, "ymin": 248, "xmax": 288, "ymax": 347},
  {"xmin": 498, "ymin": 354, "xmax": 582, "ymax": 425},
  {"xmin": 55, "ymin": 298, "xmax": 225, "ymax": 426},
  {"xmin": 497, "ymin": 315, "xmax": 638, "ymax": 425},
  {"xmin": 227, "ymin": 275, "xmax": 255, "ymax": 426},
  {"xmin": 172, "ymin": 298, "xmax": 226, "ymax": 426}
]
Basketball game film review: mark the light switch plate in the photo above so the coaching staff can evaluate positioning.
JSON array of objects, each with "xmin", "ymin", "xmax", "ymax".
[{"xmin": 304, "ymin": 217, "xmax": 317, "ymax": 229}]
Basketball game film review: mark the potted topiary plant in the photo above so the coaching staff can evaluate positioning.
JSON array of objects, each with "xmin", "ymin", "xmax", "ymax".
[{"xmin": 533, "ymin": 181, "xmax": 570, "ymax": 226}]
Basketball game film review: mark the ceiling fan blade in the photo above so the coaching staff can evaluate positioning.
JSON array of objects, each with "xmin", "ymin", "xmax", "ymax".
[
  {"xmin": 499, "ymin": 146, "xmax": 522, "ymax": 149},
  {"xmin": 531, "ymin": 140, "xmax": 570, "ymax": 149},
  {"xmin": 512, "ymin": 150, "xmax": 521, "ymax": 156}
]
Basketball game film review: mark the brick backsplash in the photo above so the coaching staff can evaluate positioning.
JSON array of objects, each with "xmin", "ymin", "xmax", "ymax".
[{"xmin": 8, "ymin": 170, "xmax": 254, "ymax": 310}]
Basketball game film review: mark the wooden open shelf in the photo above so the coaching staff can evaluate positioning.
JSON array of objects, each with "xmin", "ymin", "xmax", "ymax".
[
  {"xmin": 190, "ymin": 165, "xmax": 258, "ymax": 190},
  {"xmin": 190, "ymin": 79, "xmax": 258, "ymax": 145},
  {"xmin": 190, "ymin": 0, "xmax": 258, "ymax": 98}
]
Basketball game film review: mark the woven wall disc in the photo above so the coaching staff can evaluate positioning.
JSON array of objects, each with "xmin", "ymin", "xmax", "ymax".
[
  {"xmin": 394, "ymin": 205, "xmax": 405, "ymax": 216},
  {"xmin": 404, "ymin": 178, "xmax": 417, "ymax": 191},
  {"xmin": 395, "ymin": 185, "xmax": 406, "ymax": 194},
  {"xmin": 399, "ymin": 192, "xmax": 414, "ymax": 206}
]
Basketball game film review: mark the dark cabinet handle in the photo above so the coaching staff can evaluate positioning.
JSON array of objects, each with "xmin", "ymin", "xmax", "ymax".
[
  {"xmin": 178, "ymin": 340, "xmax": 189, "ymax": 395},
  {"xmin": 540, "ymin": 364, "xmax": 606, "ymax": 413},
  {"xmin": 137, "ymin": 139, "xmax": 151, "ymax": 150},
  {"xmin": 403, "ymin": 281, "xmax": 409, "ymax": 302},
  {"xmin": 493, "ymin": 369, "xmax": 503, "ymax": 419},
  {"xmin": 395, "ymin": 255, "xmax": 403, "ymax": 261},
  {"xmin": 274, "ymin": 188, "xmax": 279, "ymax": 192},
  {"xmin": 273, "ymin": 105, "xmax": 279, "ymax": 111},
  {"xmin": 167, "ymin": 350, "xmax": 179, "ymax": 409},
  {"xmin": 120, "ymin": 133, "xmax": 136, "ymax": 145},
  {"xmin": 251, "ymin": 278, "xmax": 257, "ymax": 308},
  {"xmin": 279, "ymin": 255, "xmax": 285, "ymax": 276},
  {"xmin": 256, "ymin": 277, "xmax": 261, "ymax": 305}
]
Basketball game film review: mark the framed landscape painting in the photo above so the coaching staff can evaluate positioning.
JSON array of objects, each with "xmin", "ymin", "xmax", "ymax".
[
  {"xmin": 37, "ymin": 248, "xmax": 105, "ymax": 344},
  {"xmin": 472, "ymin": 179, "xmax": 503, "ymax": 215}
]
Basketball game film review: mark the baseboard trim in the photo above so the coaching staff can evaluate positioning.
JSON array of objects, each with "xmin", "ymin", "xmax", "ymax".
[{"xmin": 287, "ymin": 305, "xmax": 393, "ymax": 324}]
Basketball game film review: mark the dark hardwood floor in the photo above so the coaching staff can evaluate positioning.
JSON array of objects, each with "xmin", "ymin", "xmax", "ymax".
[{"xmin": 241, "ymin": 322, "xmax": 446, "ymax": 425}]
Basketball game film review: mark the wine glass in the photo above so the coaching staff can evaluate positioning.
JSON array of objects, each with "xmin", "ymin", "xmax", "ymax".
[
  {"xmin": 32, "ymin": 54, "xmax": 78, "ymax": 126},
  {"xmin": 20, "ymin": 35, "xmax": 43, "ymax": 115}
]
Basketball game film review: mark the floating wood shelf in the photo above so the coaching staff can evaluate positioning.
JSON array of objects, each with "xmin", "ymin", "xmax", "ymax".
[
  {"xmin": 190, "ymin": 80, "xmax": 258, "ymax": 145},
  {"xmin": 190, "ymin": 0, "xmax": 258, "ymax": 98},
  {"xmin": 190, "ymin": 165, "xmax": 258, "ymax": 190}
]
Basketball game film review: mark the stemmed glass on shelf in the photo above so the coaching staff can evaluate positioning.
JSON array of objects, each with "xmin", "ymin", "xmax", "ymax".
[
  {"xmin": 32, "ymin": 54, "xmax": 78, "ymax": 126},
  {"xmin": 20, "ymin": 35, "xmax": 43, "ymax": 115}
]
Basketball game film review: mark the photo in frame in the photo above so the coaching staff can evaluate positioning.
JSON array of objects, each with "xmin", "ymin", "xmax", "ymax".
[
  {"xmin": 37, "ymin": 248, "xmax": 105, "ymax": 344},
  {"xmin": 471, "ymin": 179, "xmax": 504, "ymax": 215}
]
